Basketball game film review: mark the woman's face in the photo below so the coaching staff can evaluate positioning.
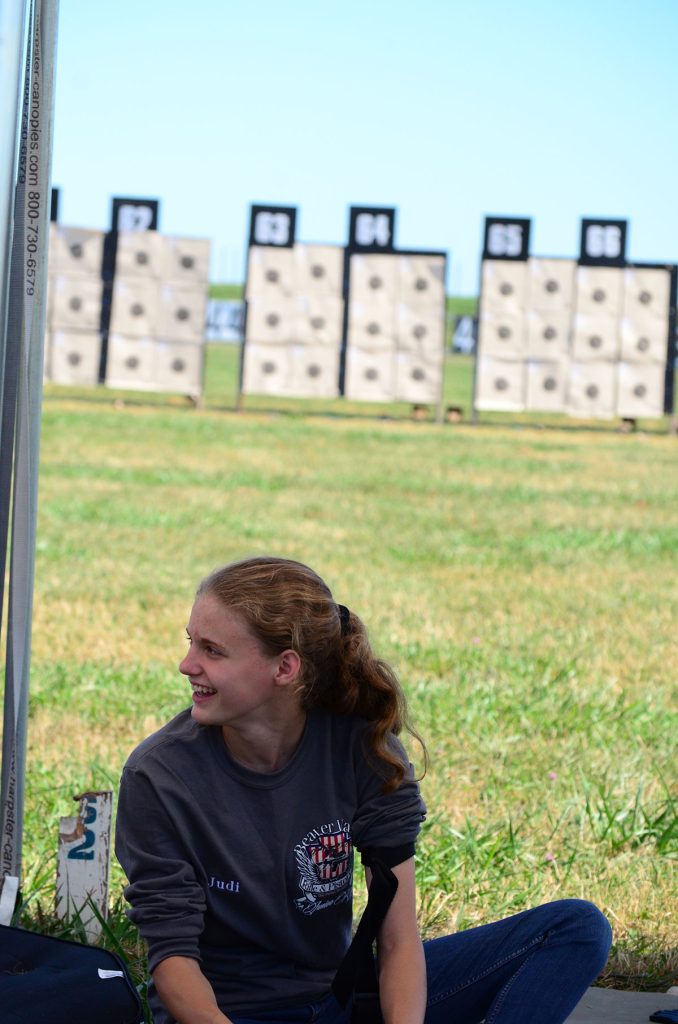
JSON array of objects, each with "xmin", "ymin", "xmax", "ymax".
[{"xmin": 179, "ymin": 593, "xmax": 287, "ymax": 729}]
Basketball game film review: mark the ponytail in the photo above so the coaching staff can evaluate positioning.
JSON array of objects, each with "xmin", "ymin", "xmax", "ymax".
[{"xmin": 305, "ymin": 605, "xmax": 428, "ymax": 792}]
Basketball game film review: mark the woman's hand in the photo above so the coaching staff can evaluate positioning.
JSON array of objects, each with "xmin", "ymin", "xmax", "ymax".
[{"xmin": 152, "ymin": 956, "xmax": 232, "ymax": 1024}]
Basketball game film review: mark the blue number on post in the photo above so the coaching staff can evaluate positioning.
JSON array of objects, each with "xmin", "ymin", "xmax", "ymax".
[{"xmin": 68, "ymin": 796, "xmax": 97, "ymax": 861}]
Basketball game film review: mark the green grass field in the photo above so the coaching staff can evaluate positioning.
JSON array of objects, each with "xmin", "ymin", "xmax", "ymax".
[{"xmin": 5, "ymin": 343, "xmax": 678, "ymax": 1014}]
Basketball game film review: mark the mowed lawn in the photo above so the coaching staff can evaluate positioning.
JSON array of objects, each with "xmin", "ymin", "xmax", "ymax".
[{"xmin": 10, "ymin": 344, "xmax": 678, "ymax": 997}]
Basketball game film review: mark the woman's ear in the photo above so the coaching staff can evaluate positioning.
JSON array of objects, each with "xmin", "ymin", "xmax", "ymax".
[{"xmin": 274, "ymin": 649, "xmax": 301, "ymax": 688}]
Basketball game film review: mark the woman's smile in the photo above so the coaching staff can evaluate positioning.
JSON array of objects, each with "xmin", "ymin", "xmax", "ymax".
[{"xmin": 191, "ymin": 683, "xmax": 217, "ymax": 703}]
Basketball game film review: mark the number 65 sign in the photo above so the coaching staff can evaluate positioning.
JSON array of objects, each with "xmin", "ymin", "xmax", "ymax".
[{"xmin": 482, "ymin": 217, "xmax": 531, "ymax": 261}]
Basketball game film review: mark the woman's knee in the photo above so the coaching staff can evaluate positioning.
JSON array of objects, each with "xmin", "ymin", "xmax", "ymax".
[{"xmin": 549, "ymin": 899, "xmax": 612, "ymax": 963}]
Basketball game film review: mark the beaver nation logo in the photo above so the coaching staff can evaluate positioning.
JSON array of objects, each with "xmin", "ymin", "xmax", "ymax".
[{"xmin": 294, "ymin": 819, "xmax": 353, "ymax": 915}]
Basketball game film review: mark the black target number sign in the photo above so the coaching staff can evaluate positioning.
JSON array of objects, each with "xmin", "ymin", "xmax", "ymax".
[
  {"xmin": 111, "ymin": 197, "xmax": 159, "ymax": 233},
  {"xmin": 348, "ymin": 207, "xmax": 396, "ymax": 252},
  {"xmin": 579, "ymin": 219, "xmax": 627, "ymax": 266},
  {"xmin": 482, "ymin": 217, "xmax": 531, "ymax": 261},
  {"xmin": 249, "ymin": 205, "xmax": 297, "ymax": 248}
]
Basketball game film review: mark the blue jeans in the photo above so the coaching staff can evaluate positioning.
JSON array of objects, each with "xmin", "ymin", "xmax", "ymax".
[{"xmin": 231, "ymin": 900, "xmax": 612, "ymax": 1024}]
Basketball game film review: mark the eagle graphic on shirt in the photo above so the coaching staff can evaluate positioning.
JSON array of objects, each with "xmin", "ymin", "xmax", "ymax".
[{"xmin": 294, "ymin": 823, "xmax": 353, "ymax": 916}]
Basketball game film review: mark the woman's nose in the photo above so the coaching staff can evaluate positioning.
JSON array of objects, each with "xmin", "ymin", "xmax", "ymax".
[{"xmin": 179, "ymin": 648, "xmax": 196, "ymax": 675}]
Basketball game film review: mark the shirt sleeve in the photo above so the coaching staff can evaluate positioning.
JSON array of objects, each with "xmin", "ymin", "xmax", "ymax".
[
  {"xmin": 350, "ymin": 731, "xmax": 426, "ymax": 855},
  {"xmin": 115, "ymin": 765, "xmax": 207, "ymax": 973}
]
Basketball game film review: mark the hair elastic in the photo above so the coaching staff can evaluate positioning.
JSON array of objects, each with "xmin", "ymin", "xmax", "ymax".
[{"xmin": 337, "ymin": 604, "xmax": 350, "ymax": 633}]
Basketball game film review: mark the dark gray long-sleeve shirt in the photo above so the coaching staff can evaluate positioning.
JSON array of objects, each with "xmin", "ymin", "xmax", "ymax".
[{"xmin": 115, "ymin": 708, "xmax": 425, "ymax": 1021}]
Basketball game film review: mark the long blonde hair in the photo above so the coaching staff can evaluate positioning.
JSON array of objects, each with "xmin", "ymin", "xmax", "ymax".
[{"xmin": 197, "ymin": 556, "xmax": 426, "ymax": 791}]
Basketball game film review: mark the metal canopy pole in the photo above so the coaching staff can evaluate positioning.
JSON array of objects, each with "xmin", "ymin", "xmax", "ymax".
[
  {"xmin": 0, "ymin": 0, "xmax": 60, "ymax": 923},
  {"xmin": 0, "ymin": 0, "xmax": 30, "ymax": 425}
]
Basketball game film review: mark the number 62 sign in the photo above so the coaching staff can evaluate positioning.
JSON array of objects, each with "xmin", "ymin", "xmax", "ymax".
[{"xmin": 111, "ymin": 196, "xmax": 159, "ymax": 233}]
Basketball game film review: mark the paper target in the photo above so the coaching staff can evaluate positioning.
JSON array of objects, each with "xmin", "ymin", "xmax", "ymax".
[
  {"xmin": 481, "ymin": 260, "xmax": 528, "ymax": 314},
  {"xmin": 49, "ymin": 330, "xmax": 102, "ymax": 386},
  {"xmin": 246, "ymin": 246, "xmax": 295, "ymax": 301},
  {"xmin": 157, "ymin": 284, "xmax": 207, "ymax": 343},
  {"xmin": 162, "ymin": 236, "xmax": 211, "ymax": 286},
  {"xmin": 114, "ymin": 230, "xmax": 165, "ymax": 280},
  {"xmin": 525, "ymin": 309, "xmax": 571, "ymax": 360},
  {"xmin": 527, "ymin": 258, "xmax": 576, "ymax": 311},
  {"xmin": 294, "ymin": 244, "xmax": 344, "ymax": 296},
  {"xmin": 343, "ymin": 248, "xmax": 445, "ymax": 404},
  {"xmin": 343, "ymin": 346, "xmax": 396, "ymax": 402},
  {"xmin": 105, "ymin": 334, "xmax": 156, "ymax": 389},
  {"xmin": 396, "ymin": 304, "xmax": 444, "ymax": 354},
  {"xmin": 245, "ymin": 297, "xmax": 296, "ymax": 345},
  {"xmin": 620, "ymin": 267, "xmax": 671, "ymax": 364},
  {"xmin": 525, "ymin": 359, "xmax": 568, "ymax": 413},
  {"xmin": 473, "ymin": 217, "xmax": 671, "ymax": 422},
  {"xmin": 566, "ymin": 362, "xmax": 616, "ymax": 418},
  {"xmin": 110, "ymin": 279, "xmax": 160, "ymax": 337},
  {"xmin": 49, "ymin": 225, "xmax": 104, "ymax": 277},
  {"xmin": 574, "ymin": 266, "xmax": 623, "ymax": 317},
  {"xmin": 397, "ymin": 254, "xmax": 446, "ymax": 307},
  {"xmin": 347, "ymin": 300, "xmax": 397, "ymax": 353},
  {"xmin": 294, "ymin": 295, "xmax": 344, "ymax": 346},
  {"xmin": 475, "ymin": 357, "xmax": 526, "ymax": 411},
  {"xmin": 287, "ymin": 345, "xmax": 341, "ymax": 398},
  {"xmin": 241, "ymin": 343, "xmax": 295, "ymax": 396},
  {"xmin": 478, "ymin": 308, "xmax": 527, "ymax": 358},
  {"xmin": 622, "ymin": 266, "xmax": 671, "ymax": 321},
  {"xmin": 616, "ymin": 362, "xmax": 666, "ymax": 418},
  {"xmin": 572, "ymin": 313, "xmax": 620, "ymax": 362},
  {"xmin": 394, "ymin": 349, "xmax": 442, "ymax": 404},
  {"xmin": 153, "ymin": 341, "xmax": 204, "ymax": 396},
  {"xmin": 348, "ymin": 253, "xmax": 399, "ymax": 305},
  {"xmin": 619, "ymin": 316, "xmax": 669, "ymax": 365},
  {"xmin": 50, "ymin": 275, "xmax": 103, "ymax": 331}
]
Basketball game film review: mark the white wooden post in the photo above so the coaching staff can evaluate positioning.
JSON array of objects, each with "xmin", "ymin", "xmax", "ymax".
[{"xmin": 56, "ymin": 790, "xmax": 112, "ymax": 941}]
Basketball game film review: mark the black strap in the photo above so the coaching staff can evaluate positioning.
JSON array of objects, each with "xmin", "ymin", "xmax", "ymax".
[{"xmin": 332, "ymin": 858, "xmax": 398, "ymax": 1010}]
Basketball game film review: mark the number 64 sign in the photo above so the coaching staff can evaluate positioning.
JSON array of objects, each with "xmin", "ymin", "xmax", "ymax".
[{"xmin": 56, "ymin": 791, "xmax": 112, "ymax": 941}]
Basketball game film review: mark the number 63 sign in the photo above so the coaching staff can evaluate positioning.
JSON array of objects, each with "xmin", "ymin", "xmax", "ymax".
[{"xmin": 249, "ymin": 205, "xmax": 297, "ymax": 248}]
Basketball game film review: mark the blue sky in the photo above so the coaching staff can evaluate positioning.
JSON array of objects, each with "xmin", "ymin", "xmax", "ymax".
[{"xmin": 51, "ymin": 0, "xmax": 678, "ymax": 294}]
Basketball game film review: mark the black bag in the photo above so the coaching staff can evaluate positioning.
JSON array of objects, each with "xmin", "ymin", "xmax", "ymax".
[
  {"xmin": 0, "ymin": 923, "xmax": 144, "ymax": 1024},
  {"xmin": 332, "ymin": 859, "xmax": 399, "ymax": 1024}
]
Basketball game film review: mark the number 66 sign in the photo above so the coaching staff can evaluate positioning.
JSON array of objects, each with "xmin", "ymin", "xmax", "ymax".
[{"xmin": 56, "ymin": 791, "xmax": 113, "ymax": 941}]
